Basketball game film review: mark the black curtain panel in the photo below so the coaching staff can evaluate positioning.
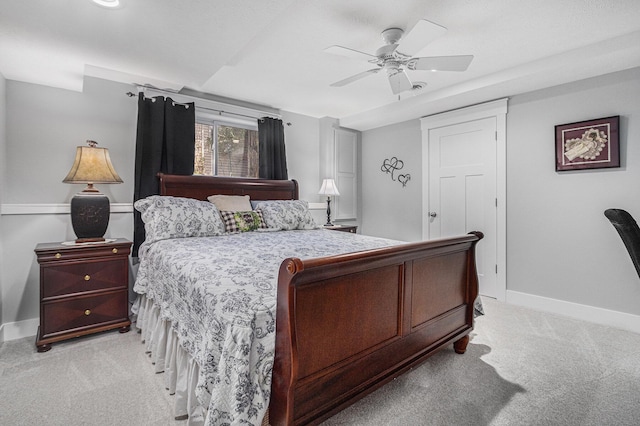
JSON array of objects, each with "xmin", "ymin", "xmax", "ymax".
[
  {"xmin": 133, "ymin": 94, "xmax": 195, "ymax": 256},
  {"xmin": 258, "ymin": 117, "xmax": 288, "ymax": 180}
]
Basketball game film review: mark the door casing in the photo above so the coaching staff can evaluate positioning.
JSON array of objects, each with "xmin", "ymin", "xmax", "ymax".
[{"xmin": 420, "ymin": 98, "xmax": 508, "ymax": 301}]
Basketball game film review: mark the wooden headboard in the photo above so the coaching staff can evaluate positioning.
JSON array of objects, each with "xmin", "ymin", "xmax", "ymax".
[{"xmin": 158, "ymin": 173, "xmax": 299, "ymax": 201}]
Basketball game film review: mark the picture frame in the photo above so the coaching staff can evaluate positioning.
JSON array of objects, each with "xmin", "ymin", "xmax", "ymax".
[{"xmin": 555, "ymin": 116, "xmax": 620, "ymax": 171}]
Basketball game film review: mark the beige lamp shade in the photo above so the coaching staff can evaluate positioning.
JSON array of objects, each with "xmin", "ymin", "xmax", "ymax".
[{"xmin": 62, "ymin": 140, "xmax": 123, "ymax": 186}]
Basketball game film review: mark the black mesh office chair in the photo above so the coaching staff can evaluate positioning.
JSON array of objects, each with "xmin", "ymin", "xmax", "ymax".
[{"xmin": 604, "ymin": 208, "xmax": 640, "ymax": 279}]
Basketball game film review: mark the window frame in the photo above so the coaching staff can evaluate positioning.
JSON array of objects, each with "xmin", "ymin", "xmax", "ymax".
[{"xmin": 195, "ymin": 111, "xmax": 259, "ymax": 177}]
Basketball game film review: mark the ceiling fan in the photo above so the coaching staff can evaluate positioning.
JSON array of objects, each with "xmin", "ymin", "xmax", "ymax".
[{"xmin": 325, "ymin": 19, "xmax": 473, "ymax": 95}]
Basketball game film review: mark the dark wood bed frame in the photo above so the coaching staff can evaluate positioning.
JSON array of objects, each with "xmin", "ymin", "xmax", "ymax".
[{"xmin": 158, "ymin": 173, "xmax": 483, "ymax": 426}]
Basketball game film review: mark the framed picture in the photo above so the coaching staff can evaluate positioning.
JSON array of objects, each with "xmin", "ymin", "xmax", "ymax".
[{"xmin": 555, "ymin": 116, "xmax": 620, "ymax": 171}]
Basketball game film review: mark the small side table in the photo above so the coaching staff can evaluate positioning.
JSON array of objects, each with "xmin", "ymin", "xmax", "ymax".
[
  {"xmin": 325, "ymin": 225, "xmax": 358, "ymax": 234},
  {"xmin": 34, "ymin": 238, "xmax": 132, "ymax": 352}
]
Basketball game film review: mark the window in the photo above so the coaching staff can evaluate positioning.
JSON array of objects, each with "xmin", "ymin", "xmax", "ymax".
[{"xmin": 194, "ymin": 118, "xmax": 259, "ymax": 178}]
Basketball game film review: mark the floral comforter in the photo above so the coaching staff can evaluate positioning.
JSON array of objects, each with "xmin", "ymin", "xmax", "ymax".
[{"xmin": 134, "ymin": 229, "xmax": 401, "ymax": 426}]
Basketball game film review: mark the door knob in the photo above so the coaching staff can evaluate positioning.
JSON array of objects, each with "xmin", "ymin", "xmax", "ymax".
[{"xmin": 429, "ymin": 212, "xmax": 437, "ymax": 218}]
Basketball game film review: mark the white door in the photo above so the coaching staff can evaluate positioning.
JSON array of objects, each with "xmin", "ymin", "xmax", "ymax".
[{"xmin": 427, "ymin": 117, "xmax": 498, "ymax": 298}]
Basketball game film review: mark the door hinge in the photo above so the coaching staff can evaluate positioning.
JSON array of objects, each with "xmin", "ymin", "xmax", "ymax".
[
  {"xmin": 495, "ymin": 198, "xmax": 498, "ymax": 207},
  {"xmin": 495, "ymin": 131, "xmax": 498, "ymax": 140},
  {"xmin": 495, "ymin": 264, "xmax": 498, "ymax": 274}
]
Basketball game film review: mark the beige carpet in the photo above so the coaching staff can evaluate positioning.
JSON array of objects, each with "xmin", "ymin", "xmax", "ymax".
[{"xmin": 1, "ymin": 298, "xmax": 639, "ymax": 425}]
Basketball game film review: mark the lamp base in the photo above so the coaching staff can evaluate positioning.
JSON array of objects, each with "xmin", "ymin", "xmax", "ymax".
[
  {"xmin": 324, "ymin": 197, "xmax": 334, "ymax": 227},
  {"xmin": 75, "ymin": 237, "xmax": 106, "ymax": 244},
  {"xmin": 70, "ymin": 190, "xmax": 110, "ymax": 243}
]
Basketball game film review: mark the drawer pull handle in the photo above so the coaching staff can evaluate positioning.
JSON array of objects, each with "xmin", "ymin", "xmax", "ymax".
[
  {"xmin": 84, "ymin": 309, "xmax": 91, "ymax": 316},
  {"xmin": 112, "ymin": 248, "xmax": 118, "ymax": 254},
  {"xmin": 55, "ymin": 253, "xmax": 61, "ymax": 259},
  {"xmin": 84, "ymin": 275, "xmax": 91, "ymax": 281}
]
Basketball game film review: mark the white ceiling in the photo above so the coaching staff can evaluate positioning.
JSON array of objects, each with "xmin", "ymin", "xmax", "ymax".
[{"xmin": 1, "ymin": 0, "xmax": 639, "ymax": 130}]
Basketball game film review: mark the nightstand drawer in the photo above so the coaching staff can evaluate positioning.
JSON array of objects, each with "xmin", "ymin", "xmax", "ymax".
[
  {"xmin": 42, "ymin": 259, "xmax": 127, "ymax": 299},
  {"xmin": 41, "ymin": 290, "xmax": 128, "ymax": 337},
  {"xmin": 35, "ymin": 243, "xmax": 130, "ymax": 262}
]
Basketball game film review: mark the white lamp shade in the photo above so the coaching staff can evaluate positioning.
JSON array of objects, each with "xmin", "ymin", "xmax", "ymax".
[{"xmin": 318, "ymin": 179, "xmax": 340, "ymax": 196}]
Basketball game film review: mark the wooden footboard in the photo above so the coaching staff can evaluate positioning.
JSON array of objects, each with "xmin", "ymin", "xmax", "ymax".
[{"xmin": 271, "ymin": 232, "xmax": 483, "ymax": 425}]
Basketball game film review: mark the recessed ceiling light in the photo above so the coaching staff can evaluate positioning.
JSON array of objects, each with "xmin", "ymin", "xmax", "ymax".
[{"xmin": 92, "ymin": 0, "xmax": 120, "ymax": 8}]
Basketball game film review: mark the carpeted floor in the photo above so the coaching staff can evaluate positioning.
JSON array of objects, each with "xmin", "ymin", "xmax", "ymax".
[{"xmin": 1, "ymin": 297, "xmax": 639, "ymax": 425}]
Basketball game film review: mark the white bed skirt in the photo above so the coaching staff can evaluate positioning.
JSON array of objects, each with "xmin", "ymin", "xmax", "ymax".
[
  {"xmin": 133, "ymin": 295, "xmax": 271, "ymax": 425},
  {"xmin": 134, "ymin": 294, "xmax": 208, "ymax": 424},
  {"xmin": 133, "ymin": 294, "xmax": 272, "ymax": 426}
]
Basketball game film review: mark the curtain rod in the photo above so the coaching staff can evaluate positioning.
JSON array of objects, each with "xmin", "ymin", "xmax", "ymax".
[{"xmin": 125, "ymin": 86, "xmax": 289, "ymax": 124}]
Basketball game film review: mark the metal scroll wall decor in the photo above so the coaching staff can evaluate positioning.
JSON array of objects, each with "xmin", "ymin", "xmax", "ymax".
[{"xmin": 381, "ymin": 156, "xmax": 411, "ymax": 187}]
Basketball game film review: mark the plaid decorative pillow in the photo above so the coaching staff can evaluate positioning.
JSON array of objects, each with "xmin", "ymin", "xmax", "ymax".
[{"xmin": 219, "ymin": 210, "xmax": 267, "ymax": 233}]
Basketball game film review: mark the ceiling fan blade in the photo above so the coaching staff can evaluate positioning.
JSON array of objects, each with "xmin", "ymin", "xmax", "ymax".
[
  {"xmin": 388, "ymin": 69, "xmax": 413, "ymax": 95},
  {"xmin": 396, "ymin": 19, "xmax": 447, "ymax": 57},
  {"xmin": 324, "ymin": 45, "xmax": 376, "ymax": 62},
  {"xmin": 408, "ymin": 55, "xmax": 474, "ymax": 72},
  {"xmin": 330, "ymin": 68, "xmax": 381, "ymax": 87}
]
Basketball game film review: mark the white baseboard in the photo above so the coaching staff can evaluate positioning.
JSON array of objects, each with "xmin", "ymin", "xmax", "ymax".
[
  {"xmin": 0, "ymin": 318, "xmax": 38, "ymax": 343},
  {"xmin": 506, "ymin": 290, "xmax": 640, "ymax": 334}
]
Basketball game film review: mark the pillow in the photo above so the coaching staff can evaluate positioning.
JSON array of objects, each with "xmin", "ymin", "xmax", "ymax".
[
  {"xmin": 254, "ymin": 200, "xmax": 321, "ymax": 230},
  {"xmin": 207, "ymin": 194, "xmax": 252, "ymax": 212},
  {"xmin": 219, "ymin": 210, "xmax": 267, "ymax": 233},
  {"xmin": 250, "ymin": 199, "xmax": 284, "ymax": 209},
  {"xmin": 134, "ymin": 195, "xmax": 226, "ymax": 244}
]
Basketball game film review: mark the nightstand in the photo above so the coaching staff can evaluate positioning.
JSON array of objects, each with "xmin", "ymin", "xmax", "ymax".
[
  {"xmin": 325, "ymin": 225, "xmax": 358, "ymax": 234},
  {"xmin": 34, "ymin": 238, "xmax": 132, "ymax": 352}
]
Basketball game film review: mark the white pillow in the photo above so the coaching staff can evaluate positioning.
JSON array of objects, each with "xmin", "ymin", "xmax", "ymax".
[
  {"xmin": 134, "ymin": 195, "xmax": 226, "ymax": 244},
  {"xmin": 207, "ymin": 194, "xmax": 252, "ymax": 211},
  {"xmin": 254, "ymin": 200, "xmax": 321, "ymax": 230}
]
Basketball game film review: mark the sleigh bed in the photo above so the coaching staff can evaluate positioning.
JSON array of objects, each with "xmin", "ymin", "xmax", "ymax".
[{"xmin": 133, "ymin": 173, "xmax": 482, "ymax": 426}]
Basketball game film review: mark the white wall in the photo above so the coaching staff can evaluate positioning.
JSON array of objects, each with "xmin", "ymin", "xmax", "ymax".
[
  {"xmin": 0, "ymin": 71, "xmax": 6, "ymax": 340},
  {"xmin": 281, "ymin": 110, "xmax": 320, "ymax": 202},
  {"xmin": 507, "ymin": 67, "xmax": 640, "ymax": 317},
  {"xmin": 1, "ymin": 77, "xmax": 137, "ymax": 340},
  {"xmin": 360, "ymin": 67, "xmax": 640, "ymax": 332},
  {"xmin": 5, "ymin": 68, "xmax": 639, "ymax": 339},
  {"xmin": 281, "ymin": 110, "xmax": 324, "ymax": 225},
  {"xmin": 360, "ymin": 119, "xmax": 422, "ymax": 242},
  {"xmin": 5, "ymin": 78, "xmax": 137, "ymax": 204},
  {"xmin": 0, "ymin": 77, "xmax": 324, "ymax": 340}
]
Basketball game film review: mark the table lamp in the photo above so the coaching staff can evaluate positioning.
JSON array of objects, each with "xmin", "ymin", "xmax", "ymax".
[
  {"xmin": 63, "ymin": 140, "xmax": 123, "ymax": 242},
  {"xmin": 318, "ymin": 178, "xmax": 340, "ymax": 226}
]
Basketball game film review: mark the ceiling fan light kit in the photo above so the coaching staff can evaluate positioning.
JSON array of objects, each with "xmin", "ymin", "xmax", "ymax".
[
  {"xmin": 327, "ymin": 19, "xmax": 473, "ymax": 95},
  {"xmin": 92, "ymin": 0, "xmax": 120, "ymax": 8}
]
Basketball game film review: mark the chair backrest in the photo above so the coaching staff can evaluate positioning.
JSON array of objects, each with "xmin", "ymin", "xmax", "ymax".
[{"xmin": 604, "ymin": 208, "xmax": 640, "ymax": 279}]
